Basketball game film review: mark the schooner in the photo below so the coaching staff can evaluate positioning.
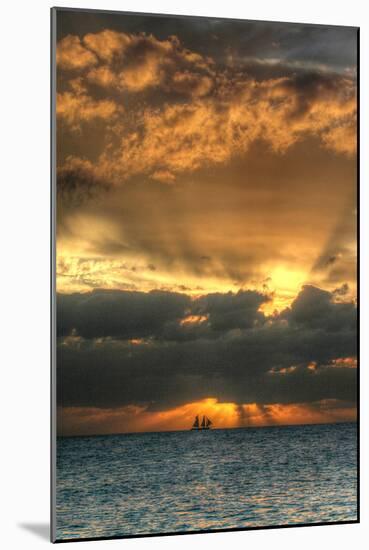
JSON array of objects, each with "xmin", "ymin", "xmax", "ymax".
[{"xmin": 191, "ymin": 415, "xmax": 213, "ymax": 430}]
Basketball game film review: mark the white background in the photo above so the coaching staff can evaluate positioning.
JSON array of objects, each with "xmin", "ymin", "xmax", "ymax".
[{"xmin": 1, "ymin": 0, "xmax": 367, "ymax": 548}]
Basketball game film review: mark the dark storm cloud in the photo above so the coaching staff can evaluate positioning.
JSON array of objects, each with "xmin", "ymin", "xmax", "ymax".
[
  {"xmin": 57, "ymin": 324, "xmax": 356, "ymax": 409},
  {"xmin": 57, "ymin": 288, "xmax": 190, "ymax": 339},
  {"xmin": 281, "ymin": 285, "xmax": 356, "ymax": 332},
  {"xmin": 57, "ymin": 285, "xmax": 357, "ymax": 410},
  {"xmin": 57, "ymin": 288, "xmax": 268, "ymax": 341},
  {"xmin": 194, "ymin": 290, "xmax": 268, "ymax": 330}
]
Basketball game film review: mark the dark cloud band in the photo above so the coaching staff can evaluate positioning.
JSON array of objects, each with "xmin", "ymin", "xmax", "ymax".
[{"xmin": 57, "ymin": 285, "xmax": 357, "ymax": 411}]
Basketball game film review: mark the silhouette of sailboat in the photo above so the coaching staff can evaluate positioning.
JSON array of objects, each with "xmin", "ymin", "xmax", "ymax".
[{"xmin": 191, "ymin": 415, "xmax": 213, "ymax": 430}]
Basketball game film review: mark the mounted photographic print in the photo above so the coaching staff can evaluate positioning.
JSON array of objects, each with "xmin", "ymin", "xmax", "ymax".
[{"xmin": 51, "ymin": 7, "xmax": 359, "ymax": 542}]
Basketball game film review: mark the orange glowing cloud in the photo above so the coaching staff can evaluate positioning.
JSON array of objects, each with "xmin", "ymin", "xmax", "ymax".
[
  {"xmin": 57, "ymin": 30, "xmax": 356, "ymax": 180},
  {"xmin": 77, "ymin": 73, "xmax": 356, "ymax": 186},
  {"xmin": 330, "ymin": 357, "xmax": 357, "ymax": 369},
  {"xmin": 83, "ymin": 29, "xmax": 133, "ymax": 62},
  {"xmin": 57, "ymin": 35, "xmax": 98, "ymax": 70},
  {"xmin": 240, "ymin": 401, "xmax": 356, "ymax": 427},
  {"xmin": 57, "ymin": 90, "xmax": 118, "ymax": 127},
  {"xmin": 86, "ymin": 66, "xmax": 117, "ymax": 87},
  {"xmin": 180, "ymin": 314, "xmax": 208, "ymax": 326}
]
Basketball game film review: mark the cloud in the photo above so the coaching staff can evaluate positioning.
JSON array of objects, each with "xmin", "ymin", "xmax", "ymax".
[
  {"xmin": 86, "ymin": 66, "xmax": 117, "ymax": 87},
  {"xmin": 83, "ymin": 30, "xmax": 133, "ymax": 62},
  {"xmin": 57, "ymin": 156, "xmax": 109, "ymax": 208},
  {"xmin": 57, "ymin": 91, "xmax": 118, "ymax": 128},
  {"xmin": 57, "ymin": 288, "xmax": 269, "ymax": 341},
  {"xmin": 194, "ymin": 290, "xmax": 268, "ymax": 330},
  {"xmin": 57, "ymin": 289, "xmax": 190, "ymax": 339},
  {"xmin": 57, "ymin": 77, "xmax": 119, "ymax": 129},
  {"xmin": 55, "ymin": 132, "xmax": 356, "ymax": 301},
  {"xmin": 93, "ymin": 72, "xmax": 356, "ymax": 184},
  {"xmin": 312, "ymin": 199, "xmax": 357, "ymax": 286},
  {"xmin": 56, "ymin": 285, "xmax": 357, "ymax": 419},
  {"xmin": 321, "ymin": 121, "xmax": 356, "ymax": 156},
  {"xmin": 282, "ymin": 284, "xmax": 356, "ymax": 331},
  {"xmin": 56, "ymin": 30, "xmax": 357, "ymax": 182},
  {"xmin": 58, "ymin": 30, "xmax": 214, "ymax": 94},
  {"xmin": 57, "ymin": 35, "xmax": 98, "ymax": 70}
]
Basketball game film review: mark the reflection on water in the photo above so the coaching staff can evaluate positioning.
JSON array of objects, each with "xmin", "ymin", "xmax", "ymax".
[{"xmin": 56, "ymin": 422, "xmax": 357, "ymax": 540}]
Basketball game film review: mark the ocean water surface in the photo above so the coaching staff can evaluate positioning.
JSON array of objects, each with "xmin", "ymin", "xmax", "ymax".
[{"xmin": 56, "ymin": 422, "xmax": 357, "ymax": 540}]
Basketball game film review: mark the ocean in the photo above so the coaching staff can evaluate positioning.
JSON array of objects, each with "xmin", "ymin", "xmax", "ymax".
[{"xmin": 56, "ymin": 422, "xmax": 357, "ymax": 540}]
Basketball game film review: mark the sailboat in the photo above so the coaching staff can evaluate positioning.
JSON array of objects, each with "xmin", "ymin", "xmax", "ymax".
[{"xmin": 191, "ymin": 415, "xmax": 213, "ymax": 430}]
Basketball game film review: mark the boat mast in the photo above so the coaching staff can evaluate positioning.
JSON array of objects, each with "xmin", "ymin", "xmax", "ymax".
[{"xmin": 192, "ymin": 415, "xmax": 199, "ymax": 429}]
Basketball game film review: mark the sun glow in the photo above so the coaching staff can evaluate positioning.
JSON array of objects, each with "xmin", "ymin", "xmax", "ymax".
[
  {"xmin": 261, "ymin": 265, "xmax": 308, "ymax": 313},
  {"xmin": 59, "ymin": 396, "xmax": 357, "ymax": 436}
]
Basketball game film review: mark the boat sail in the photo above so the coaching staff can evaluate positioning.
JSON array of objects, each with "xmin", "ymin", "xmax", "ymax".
[{"xmin": 191, "ymin": 415, "xmax": 213, "ymax": 430}]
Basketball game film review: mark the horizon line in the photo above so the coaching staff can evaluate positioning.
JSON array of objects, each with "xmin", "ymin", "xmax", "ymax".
[{"xmin": 57, "ymin": 419, "xmax": 357, "ymax": 439}]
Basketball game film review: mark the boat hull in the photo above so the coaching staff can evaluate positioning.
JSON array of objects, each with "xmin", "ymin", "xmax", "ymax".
[{"xmin": 191, "ymin": 427, "xmax": 210, "ymax": 430}]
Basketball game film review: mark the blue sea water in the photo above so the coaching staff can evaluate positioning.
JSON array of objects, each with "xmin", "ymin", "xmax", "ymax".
[{"xmin": 56, "ymin": 422, "xmax": 357, "ymax": 540}]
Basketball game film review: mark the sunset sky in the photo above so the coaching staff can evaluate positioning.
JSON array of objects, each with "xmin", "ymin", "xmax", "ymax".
[{"xmin": 55, "ymin": 9, "xmax": 358, "ymax": 436}]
